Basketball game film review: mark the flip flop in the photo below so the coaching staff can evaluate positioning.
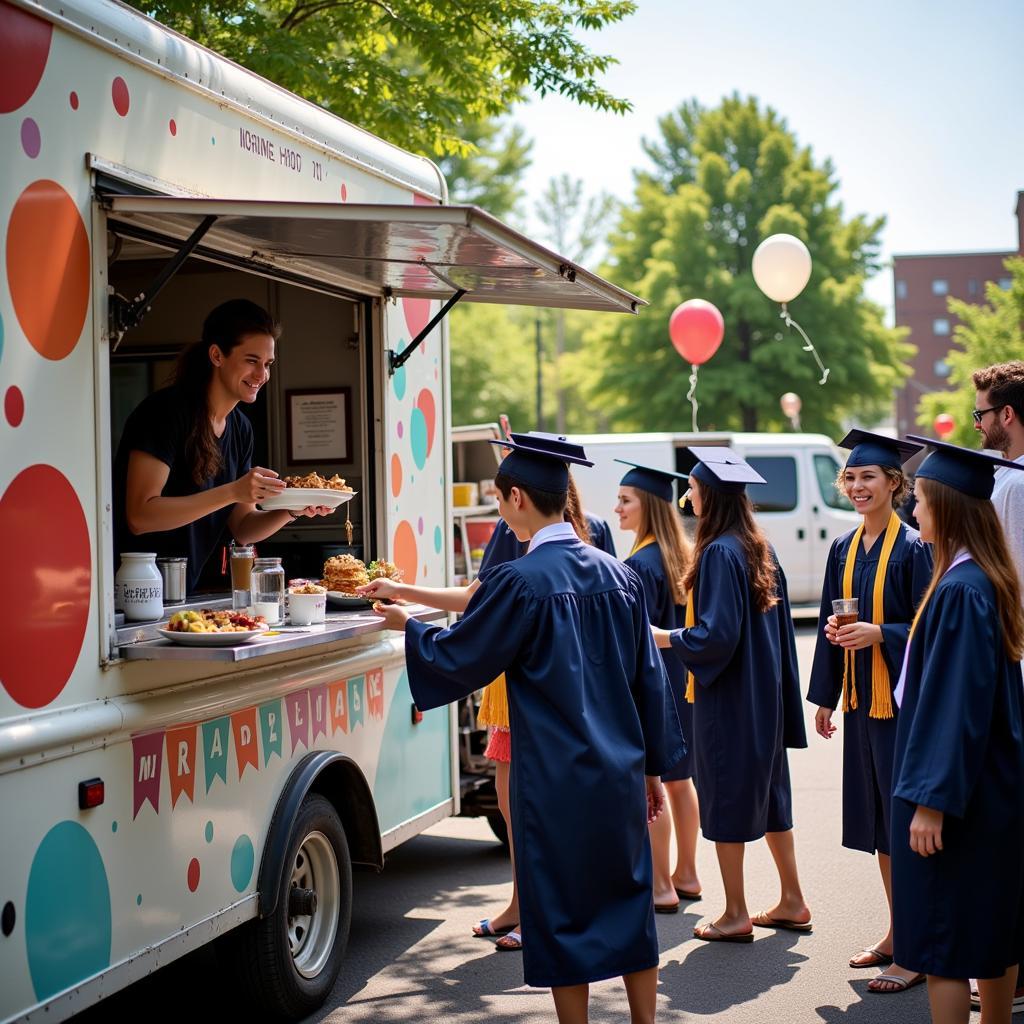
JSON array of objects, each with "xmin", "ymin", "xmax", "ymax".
[
  {"xmin": 850, "ymin": 946, "xmax": 894, "ymax": 969},
  {"xmin": 655, "ymin": 902, "xmax": 680, "ymax": 914},
  {"xmin": 674, "ymin": 887, "xmax": 702, "ymax": 901},
  {"xmin": 751, "ymin": 910, "xmax": 813, "ymax": 933},
  {"xmin": 693, "ymin": 922, "xmax": 754, "ymax": 944},
  {"xmin": 867, "ymin": 971, "xmax": 926, "ymax": 993},
  {"xmin": 472, "ymin": 918, "xmax": 517, "ymax": 938},
  {"xmin": 495, "ymin": 930, "xmax": 522, "ymax": 952}
]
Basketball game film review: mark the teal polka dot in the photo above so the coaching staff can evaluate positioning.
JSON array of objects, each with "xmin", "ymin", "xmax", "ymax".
[
  {"xmin": 205, "ymin": 821, "xmax": 214, "ymax": 843},
  {"xmin": 211, "ymin": 136, "xmax": 216, "ymax": 145},
  {"xmin": 410, "ymin": 407, "xmax": 428, "ymax": 469},
  {"xmin": 434, "ymin": 526, "xmax": 442, "ymax": 553},
  {"xmin": 111, "ymin": 821, "xmax": 117, "ymax": 833},
  {"xmin": 230, "ymin": 835, "xmax": 255, "ymax": 892},
  {"xmin": 393, "ymin": 340, "xmax": 407, "ymax": 400},
  {"xmin": 26, "ymin": 822, "xmax": 111, "ymax": 1000},
  {"xmin": 136, "ymin": 893, "xmax": 142, "ymax": 906}
]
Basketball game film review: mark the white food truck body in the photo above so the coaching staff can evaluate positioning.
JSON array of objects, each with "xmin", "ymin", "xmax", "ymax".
[{"xmin": 0, "ymin": 2, "xmax": 641, "ymax": 1020}]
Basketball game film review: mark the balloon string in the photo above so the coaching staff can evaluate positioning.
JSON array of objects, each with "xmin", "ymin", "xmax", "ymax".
[
  {"xmin": 687, "ymin": 363, "xmax": 700, "ymax": 432},
  {"xmin": 780, "ymin": 304, "xmax": 830, "ymax": 385}
]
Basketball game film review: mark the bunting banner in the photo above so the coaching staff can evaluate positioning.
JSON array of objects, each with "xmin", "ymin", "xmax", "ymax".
[
  {"xmin": 310, "ymin": 684, "xmax": 328, "ymax": 742},
  {"xmin": 366, "ymin": 669, "xmax": 384, "ymax": 720},
  {"xmin": 348, "ymin": 676, "xmax": 365, "ymax": 731},
  {"xmin": 132, "ymin": 730, "xmax": 164, "ymax": 819},
  {"xmin": 231, "ymin": 707, "xmax": 259, "ymax": 779},
  {"xmin": 166, "ymin": 723, "xmax": 198, "ymax": 808},
  {"xmin": 328, "ymin": 679, "xmax": 349, "ymax": 735},
  {"xmin": 202, "ymin": 717, "xmax": 230, "ymax": 793},
  {"xmin": 259, "ymin": 699, "xmax": 283, "ymax": 766},
  {"xmin": 285, "ymin": 690, "xmax": 310, "ymax": 752}
]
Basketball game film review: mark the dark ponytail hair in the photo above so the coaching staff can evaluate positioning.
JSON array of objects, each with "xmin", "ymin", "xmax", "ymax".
[{"xmin": 174, "ymin": 300, "xmax": 280, "ymax": 484}]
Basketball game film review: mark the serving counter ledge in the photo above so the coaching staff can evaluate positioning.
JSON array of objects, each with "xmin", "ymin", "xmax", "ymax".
[{"xmin": 116, "ymin": 601, "xmax": 445, "ymax": 662}]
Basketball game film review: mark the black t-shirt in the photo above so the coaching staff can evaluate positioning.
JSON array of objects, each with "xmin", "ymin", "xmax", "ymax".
[{"xmin": 113, "ymin": 386, "xmax": 254, "ymax": 591}]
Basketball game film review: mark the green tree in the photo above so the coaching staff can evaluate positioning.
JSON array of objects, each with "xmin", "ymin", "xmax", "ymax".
[
  {"xmin": 438, "ymin": 117, "xmax": 533, "ymax": 221},
  {"xmin": 917, "ymin": 257, "xmax": 1024, "ymax": 446},
  {"xmin": 127, "ymin": 0, "xmax": 636, "ymax": 157},
  {"xmin": 585, "ymin": 95, "xmax": 911, "ymax": 434}
]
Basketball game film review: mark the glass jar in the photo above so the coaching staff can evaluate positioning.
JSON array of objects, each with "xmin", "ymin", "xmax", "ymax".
[
  {"xmin": 229, "ymin": 542, "xmax": 255, "ymax": 610},
  {"xmin": 251, "ymin": 557, "xmax": 285, "ymax": 625},
  {"xmin": 115, "ymin": 552, "xmax": 164, "ymax": 622}
]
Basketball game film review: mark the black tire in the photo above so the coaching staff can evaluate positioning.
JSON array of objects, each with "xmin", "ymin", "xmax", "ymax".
[
  {"xmin": 486, "ymin": 811, "xmax": 510, "ymax": 849},
  {"xmin": 223, "ymin": 793, "xmax": 352, "ymax": 1020}
]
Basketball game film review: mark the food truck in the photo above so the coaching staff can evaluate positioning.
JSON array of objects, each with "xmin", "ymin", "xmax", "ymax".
[{"xmin": 0, "ymin": 1, "xmax": 643, "ymax": 1019}]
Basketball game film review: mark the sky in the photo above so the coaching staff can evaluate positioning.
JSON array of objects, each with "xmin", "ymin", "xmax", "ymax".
[{"xmin": 511, "ymin": 0, "xmax": 1024, "ymax": 316}]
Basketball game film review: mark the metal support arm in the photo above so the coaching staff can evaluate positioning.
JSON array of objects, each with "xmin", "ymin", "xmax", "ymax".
[{"xmin": 388, "ymin": 289, "xmax": 466, "ymax": 375}]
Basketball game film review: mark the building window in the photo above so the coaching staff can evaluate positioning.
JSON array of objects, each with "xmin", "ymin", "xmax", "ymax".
[
  {"xmin": 968, "ymin": 278, "xmax": 979, "ymax": 296},
  {"xmin": 934, "ymin": 359, "xmax": 951, "ymax": 378},
  {"xmin": 895, "ymin": 280, "xmax": 908, "ymax": 300},
  {"xmin": 999, "ymin": 277, "xmax": 1012, "ymax": 291},
  {"xmin": 933, "ymin": 318, "xmax": 951, "ymax": 336},
  {"xmin": 932, "ymin": 279, "xmax": 949, "ymax": 296}
]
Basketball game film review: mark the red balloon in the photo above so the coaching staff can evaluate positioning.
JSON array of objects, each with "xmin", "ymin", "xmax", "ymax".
[
  {"xmin": 669, "ymin": 299, "xmax": 724, "ymax": 366},
  {"xmin": 934, "ymin": 413, "xmax": 955, "ymax": 438}
]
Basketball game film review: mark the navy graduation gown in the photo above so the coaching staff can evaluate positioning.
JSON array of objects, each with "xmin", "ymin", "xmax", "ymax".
[
  {"xmin": 625, "ymin": 541, "xmax": 693, "ymax": 781},
  {"xmin": 405, "ymin": 539, "xmax": 685, "ymax": 988},
  {"xmin": 892, "ymin": 560, "xmax": 1024, "ymax": 979},
  {"xmin": 477, "ymin": 512, "xmax": 616, "ymax": 574},
  {"xmin": 668, "ymin": 535, "xmax": 806, "ymax": 843},
  {"xmin": 806, "ymin": 523, "xmax": 932, "ymax": 854}
]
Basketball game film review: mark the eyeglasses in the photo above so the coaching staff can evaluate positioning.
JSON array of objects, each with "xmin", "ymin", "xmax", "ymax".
[{"xmin": 972, "ymin": 404, "xmax": 1005, "ymax": 423}]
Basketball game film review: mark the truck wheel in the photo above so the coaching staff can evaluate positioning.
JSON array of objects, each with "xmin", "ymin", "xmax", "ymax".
[
  {"xmin": 226, "ymin": 793, "xmax": 352, "ymax": 1020},
  {"xmin": 486, "ymin": 812, "xmax": 510, "ymax": 849}
]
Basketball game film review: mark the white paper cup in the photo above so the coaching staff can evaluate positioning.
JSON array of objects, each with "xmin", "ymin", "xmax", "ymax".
[{"xmin": 287, "ymin": 591, "xmax": 326, "ymax": 625}]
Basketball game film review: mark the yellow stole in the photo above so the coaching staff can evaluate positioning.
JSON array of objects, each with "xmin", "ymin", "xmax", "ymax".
[
  {"xmin": 630, "ymin": 534, "xmax": 656, "ymax": 556},
  {"xmin": 684, "ymin": 589, "xmax": 696, "ymax": 703},
  {"xmin": 840, "ymin": 511, "xmax": 901, "ymax": 720},
  {"xmin": 477, "ymin": 673, "xmax": 509, "ymax": 728}
]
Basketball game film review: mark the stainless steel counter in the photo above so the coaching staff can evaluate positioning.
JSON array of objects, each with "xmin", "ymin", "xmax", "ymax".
[{"xmin": 117, "ymin": 604, "xmax": 446, "ymax": 662}]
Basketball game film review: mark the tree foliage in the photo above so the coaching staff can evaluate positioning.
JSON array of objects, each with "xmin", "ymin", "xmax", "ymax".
[
  {"xmin": 585, "ymin": 95, "xmax": 911, "ymax": 434},
  {"xmin": 917, "ymin": 257, "xmax": 1024, "ymax": 447},
  {"xmin": 127, "ymin": 0, "xmax": 636, "ymax": 156}
]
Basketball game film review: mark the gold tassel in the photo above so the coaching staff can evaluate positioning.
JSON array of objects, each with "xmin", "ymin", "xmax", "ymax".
[{"xmin": 477, "ymin": 673, "xmax": 509, "ymax": 728}]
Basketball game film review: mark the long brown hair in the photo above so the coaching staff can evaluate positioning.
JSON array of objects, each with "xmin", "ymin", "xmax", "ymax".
[
  {"xmin": 917, "ymin": 477, "xmax": 1024, "ymax": 659},
  {"xmin": 635, "ymin": 489, "xmax": 691, "ymax": 605},
  {"xmin": 174, "ymin": 299, "xmax": 280, "ymax": 485},
  {"xmin": 565, "ymin": 473, "xmax": 592, "ymax": 544},
  {"xmin": 683, "ymin": 481, "xmax": 779, "ymax": 613}
]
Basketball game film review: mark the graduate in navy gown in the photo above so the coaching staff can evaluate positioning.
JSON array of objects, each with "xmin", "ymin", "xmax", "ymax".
[
  {"xmin": 652, "ymin": 446, "xmax": 810, "ymax": 943},
  {"xmin": 890, "ymin": 436, "xmax": 1024, "ymax": 1023},
  {"xmin": 806, "ymin": 430, "xmax": 932, "ymax": 993},
  {"xmin": 614, "ymin": 460, "xmax": 701, "ymax": 914},
  {"xmin": 373, "ymin": 434, "xmax": 684, "ymax": 1023}
]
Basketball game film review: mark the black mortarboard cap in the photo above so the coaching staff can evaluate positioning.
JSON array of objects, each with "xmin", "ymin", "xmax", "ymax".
[
  {"xmin": 488, "ymin": 431, "xmax": 593, "ymax": 492},
  {"xmin": 677, "ymin": 446, "xmax": 766, "ymax": 494},
  {"xmin": 615, "ymin": 460, "xmax": 690, "ymax": 503},
  {"xmin": 839, "ymin": 429, "xmax": 922, "ymax": 469},
  {"xmin": 906, "ymin": 434, "xmax": 1024, "ymax": 500}
]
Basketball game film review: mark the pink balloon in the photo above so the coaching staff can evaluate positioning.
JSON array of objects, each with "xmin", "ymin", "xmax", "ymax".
[
  {"xmin": 934, "ymin": 413, "xmax": 955, "ymax": 438},
  {"xmin": 669, "ymin": 299, "xmax": 724, "ymax": 366}
]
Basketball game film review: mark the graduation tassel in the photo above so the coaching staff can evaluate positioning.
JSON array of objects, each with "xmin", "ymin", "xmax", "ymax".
[
  {"xmin": 478, "ymin": 673, "xmax": 509, "ymax": 728},
  {"xmin": 780, "ymin": 303, "xmax": 829, "ymax": 385}
]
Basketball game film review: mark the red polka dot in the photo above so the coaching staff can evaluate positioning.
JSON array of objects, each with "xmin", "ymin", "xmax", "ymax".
[
  {"xmin": 0, "ymin": 4, "xmax": 53, "ymax": 114},
  {"xmin": 69, "ymin": 91, "xmax": 79, "ymax": 110},
  {"xmin": 169, "ymin": 118, "xmax": 177, "ymax": 136},
  {"xmin": 187, "ymin": 858, "xmax": 200, "ymax": 892},
  {"xmin": 413, "ymin": 193, "xmax": 436, "ymax": 206},
  {"xmin": 340, "ymin": 183, "xmax": 348, "ymax": 201},
  {"xmin": 0, "ymin": 465, "xmax": 91, "ymax": 708},
  {"xmin": 5, "ymin": 387, "xmax": 24, "ymax": 427},
  {"xmin": 112, "ymin": 76, "xmax": 129, "ymax": 117},
  {"xmin": 393, "ymin": 521, "xmax": 418, "ymax": 585},
  {"xmin": 390, "ymin": 454, "xmax": 402, "ymax": 498},
  {"xmin": 415, "ymin": 389, "xmax": 436, "ymax": 457},
  {"xmin": 6, "ymin": 180, "xmax": 91, "ymax": 361}
]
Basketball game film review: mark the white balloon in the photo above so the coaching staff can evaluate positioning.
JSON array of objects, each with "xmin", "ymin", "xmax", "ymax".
[
  {"xmin": 780, "ymin": 392, "xmax": 802, "ymax": 416},
  {"xmin": 752, "ymin": 233, "xmax": 812, "ymax": 303}
]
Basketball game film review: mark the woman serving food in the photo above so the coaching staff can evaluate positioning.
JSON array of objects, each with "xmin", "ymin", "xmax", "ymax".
[{"xmin": 113, "ymin": 300, "xmax": 333, "ymax": 592}]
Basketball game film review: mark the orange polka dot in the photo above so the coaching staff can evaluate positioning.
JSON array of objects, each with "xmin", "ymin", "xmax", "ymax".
[
  {"xmin": 390, "ymin": 453, "xmax": 402, "ymax": 497},
  {"xmin": 6, "ymin": 180, "xmax": 90, "ymax": 360},
  {"xmin": 392, "ymin": 521, "xmax": 418, "ymax": 586}
]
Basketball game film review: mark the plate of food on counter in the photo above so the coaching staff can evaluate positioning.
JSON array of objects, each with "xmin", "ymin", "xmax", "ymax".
[
  {"xmin": 322, "ymin": 555, "xmax": 403, "ymax": 608},
  {"xmin": 158, "ymin": 609, "xmax": 269, "ymax": 646},
  {"xmin": 257, "ymin": 471, "xmax": 356, "ymax": 512}
]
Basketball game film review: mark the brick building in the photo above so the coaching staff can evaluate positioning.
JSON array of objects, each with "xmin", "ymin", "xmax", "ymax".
[{"xmin": 893, "ymin": 191, "xmax": 1023, "ymax": 437}]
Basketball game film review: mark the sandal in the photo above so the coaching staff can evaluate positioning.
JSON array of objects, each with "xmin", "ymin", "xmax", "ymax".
[
  {"xmin": 849, "ymin": 946, "xmax": 894, "ymax": 969},
  {"xmin": 655, "ymin": 901, "xmax": 680, "ymax": 914},
  {"xmin": 472, "ymin": 918, "xmax": 517, "ymax": 938},
  {"xmin": 867, "ymin": 970, "xmax": 926, "ymax": 993},
  {"xmin": 495, "ymin": 930, "xmax": 522, "ymax": 952},
  {"xmin": 674, "ymin": 887, "xmax": 702, "ymax": 901},
  {"xmin": 751, "ymin": 910, "xmax": 813, "ymax": 933},
  {"xmin": 693, "ymin": 922, "xmax": 754, "ymax": 943}
]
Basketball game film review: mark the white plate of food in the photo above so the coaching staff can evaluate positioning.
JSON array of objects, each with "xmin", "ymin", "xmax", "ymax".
[
  {"xmin": 258, "ymin": 488, "xmax": 356, "ymax": 512},
  {"xmin": 157, "ymin": 627, "xmax": 268, "ymax": 647},
  {"xmin": 325, "ymin": 591, "xmax": 374, "ymax": 609}
]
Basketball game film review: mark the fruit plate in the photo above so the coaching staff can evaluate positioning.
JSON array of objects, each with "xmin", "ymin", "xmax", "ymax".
[
  {"xmin": 257, "ymin": 488, "xmax": 356, "ymax": 512},
  {"xmin": 157, "ymin": 627, "xmax": 267, "ymax": 646}
]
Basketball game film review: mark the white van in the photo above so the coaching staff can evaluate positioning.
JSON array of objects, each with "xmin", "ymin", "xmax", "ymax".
[{"xmin": 571, "ymin": 432, "xmax": 860, "ymax": 607}]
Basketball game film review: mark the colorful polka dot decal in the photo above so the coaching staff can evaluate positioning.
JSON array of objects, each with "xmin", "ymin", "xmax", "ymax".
[
  {"xmin": 205, "ymin": 821, "xmax": 214, "ymax": 843},
  {"xmin": 69, "ymin": 90, "xmax": 78, "ymax": 110},
  {"xmin": 410, "ymin": 406, "xmax": 428, "ymax": 470},
  {"xmin": 390, "ymin": 453, "xmax": 402, "ymax": 497},
  {"xmin": 5, "ymin": 385, "xmax": 25, "ymax": 426},
  {"xmin": 6, "ymin": 179, "xmax": 91, "ymax": 361},
  {"xmin": 20, "ymin": 117, "xmax": 40, "ymax": 158},
  {"xmin": 111, "ymin": 75, "xmax": 129, "ymax": 116},
  {"xmin": 0, "ymin": 465, "xmax": 91, "ymax": 708},
  {"xmin": 168, "ymin": 118, "xmax": 177, "ymax": 136},
  {"xmin": 187, "ymin": 857, "xmax": 201, "ymax": 892},
  {"xmin": 25, "ymin": 821, "xmax": 111, "ymax": 1001},
  {"xmin": 434, "ymin": 525, "xmax": 443, "ymax": 553},
  {"xmin": 415, "ymin": 388, "xmax": 436, "ymax": 457},
  {"xmin": 393, "ymin": 520, "xmax": 418, "ymax": 585},
  {"xmin": 231, "ymin": 834, "xmax": 255, "ymax": 892},
  {"xmin": 0, "ymin": 3, "xmax": 53, "ymax": 114}
]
